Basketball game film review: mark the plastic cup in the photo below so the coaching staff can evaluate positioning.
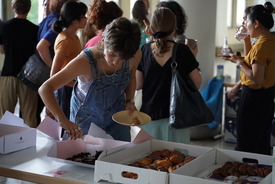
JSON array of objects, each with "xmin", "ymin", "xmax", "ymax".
[{"xmin": 234, "ymin": 26, "xmax": 249, "ymax": 42}]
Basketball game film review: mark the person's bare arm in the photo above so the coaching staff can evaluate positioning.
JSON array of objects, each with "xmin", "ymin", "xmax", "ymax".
[
  {"xmin": 136, "ymin": 70, "xmax": 143, "ymax": 90},
  {"xmin": 36, "ymin": 39, "xmax": 53, "ymax": 67},
  {"xmin": 227, "ymin": 80, "xmax": 242, "ymax": 99},
  {"xmin": 189, "ymin": 68, "xmax": 202, "ymax": 89},
  {"xmin": 39, "ymin": 54, "xmax": 91, "ymax": 139},
  {"xmin": 125, "ymin": 49, "xmax": 142, "ymax": 112},
  {"xmin": 239, "ymin": 60, "xmax": 264, "ymax": 86},
  {"xmin": 227, "ymin": 54, "xmax": 265, "ymax": 86},
  {"xmin": 50, "ymin": 53, "xmax": 66, "ymax": 77}
]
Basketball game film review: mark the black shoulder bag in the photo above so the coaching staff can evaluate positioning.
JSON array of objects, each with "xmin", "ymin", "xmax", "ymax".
[
  {"xmin": 17, "ymin": 53, "xmax": 50, "ymax": 91},
  {"xmin": 169, "ymin": 43, "xmax": 214, "ymax": 129}
]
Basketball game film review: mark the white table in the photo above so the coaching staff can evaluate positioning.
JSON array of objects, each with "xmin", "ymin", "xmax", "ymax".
[{"xmin": 0, "ymin": 131, "xmax": 110, "ymax": 184}]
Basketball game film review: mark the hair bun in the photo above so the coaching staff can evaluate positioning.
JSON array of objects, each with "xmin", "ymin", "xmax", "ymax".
[{"xmin": 264, "ymin": 2, "xmax": 274, "ymax": 14}]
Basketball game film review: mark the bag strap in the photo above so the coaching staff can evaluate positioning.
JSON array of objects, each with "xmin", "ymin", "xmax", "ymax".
[{"xmin": 171, "ymin": 43, "xmax": 179, "ymax": 71}]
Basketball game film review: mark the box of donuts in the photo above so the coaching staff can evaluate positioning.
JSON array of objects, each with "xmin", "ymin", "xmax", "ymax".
[
  {"xmin": 47, "ymin": 135, "xmax": 131, "ymax": 168},
  {"xmin": 170, "ymin": 148, "xmax": 272, "ymax": 184},
  {"xmin": 94, "ymin": 139, "xmax": 213, "ymax": 184}
]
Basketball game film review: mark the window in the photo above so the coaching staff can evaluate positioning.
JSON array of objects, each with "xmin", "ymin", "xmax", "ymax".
[
  {"xmin": 0, "ymin": 0, "xmax": 3, "ymax": 21},
  {"xmin": 27, "ymin": 0, "xmax": 40, "ymax": 25},
  {"xmin": 236, "ymin": 0, "xmax": 246, "ymax": 26},
  {"xmin": 107, "ymin": 0, "xmax": 119, "ymax": 4},
  {"xmin": 227, "ymin": 0, "xmax": 233, "ymax": 27},
  {"xmin": 227, "ymin": 0, "xmax": 246, "ymax": 28}
]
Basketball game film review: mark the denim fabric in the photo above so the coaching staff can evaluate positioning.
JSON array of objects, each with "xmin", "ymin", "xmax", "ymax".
[
  {"xmin": 55, "ymin": 86, "xmax": 73, "ymax": 119},
  {"xmin": 69, "ymin": 48, "xmax": 131, "ymax": 141}
]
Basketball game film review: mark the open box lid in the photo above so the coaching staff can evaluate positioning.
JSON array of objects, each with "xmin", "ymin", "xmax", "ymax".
[{"xmin": 0, "ymin": 111, "xmax": 28, "ymax": 128}]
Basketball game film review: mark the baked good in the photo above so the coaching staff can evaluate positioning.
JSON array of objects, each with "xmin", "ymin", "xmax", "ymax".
[
  {"xmin": 66, "ymin": 150, "xmax": 102, "ymax": 165},
  {"xmin": 132, "ymin": 116, "xmax": 141, "ymax": 125},
  {"xmin": 211, "ymin": 161, "xmax": 272, "ymax": 180},
  {"xmin": 126, "ymin": 149, "xmax": 196, "ymax": 173}
]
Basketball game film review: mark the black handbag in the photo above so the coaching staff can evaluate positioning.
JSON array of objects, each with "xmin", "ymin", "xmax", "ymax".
[
  {"xmin": 169, "ymin": 43, "xmax": 214, "ymax": 129},
  {"xmin": 17, "ymin": 53, "xmax": 50, "ymax": 91}
]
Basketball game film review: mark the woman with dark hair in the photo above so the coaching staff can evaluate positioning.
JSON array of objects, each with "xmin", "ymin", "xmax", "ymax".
[
  {"xmin": 136, "ymin": 7, "xmax": 201, "ymax": 143},
  {"xmin": 225, "ymin": 2, "xmax": 275, "ymax": 155},
  {"xmin": 39, "ymin": 17, "xmax": 141, "ymax": 141},
  {"xmin": 50, "ymin": 1, "xmax": 87, "ymax": 120},
  {"xmin": 84, "ymin": 0, "xmax": 123, "ymax": 48},
  {"xmin": 132, "ymin": 0, "xmax": 150, "ymax": 48},
  {"xmin": 36, "ymin": 0, "xmax": 74, "ymax": 123},
  {"xmin": 37, "ymin": 0, "xmax": 74, "ymax": 68},
  {"xmin": 156, "ymin": 1, "xmax": 198, "ymax": 56}
]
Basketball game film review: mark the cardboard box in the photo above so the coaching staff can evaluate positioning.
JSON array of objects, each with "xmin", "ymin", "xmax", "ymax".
[
  {"xmin": 0, "ymin": 124, "xmax": 36, "ymax": 154},
  {"xmin": 94, "ymin": 139, "xmax": 213, "ymax": 184},
  {"xmin": 47, "ymin": 135, "xmax": 132, "ymax": 168},
  {"xmin": 170, "ymin": 148, "xmax": 272, "ymax": 184},
  {"xmin": 0, "ymin": 111, "xmax": 36, "ymax": 154}
]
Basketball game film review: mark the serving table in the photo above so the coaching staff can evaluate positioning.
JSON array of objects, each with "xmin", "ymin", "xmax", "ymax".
[{"xmin": 0, "ymin": 130, "xmax": 110, "ymax": 184}]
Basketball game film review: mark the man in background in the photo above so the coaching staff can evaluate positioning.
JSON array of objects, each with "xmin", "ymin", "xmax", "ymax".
[{"xmin": 0, "ymin": 0, "xmax": 38, "ymax": 127}]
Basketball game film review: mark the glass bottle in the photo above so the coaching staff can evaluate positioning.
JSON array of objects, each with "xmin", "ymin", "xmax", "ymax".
[{"xmin": 221, "ymin": 37, "xmax": 230, "ymax": 56}]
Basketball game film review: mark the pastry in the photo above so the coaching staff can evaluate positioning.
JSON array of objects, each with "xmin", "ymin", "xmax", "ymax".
[
  {"xmin": 132, "ymin": 116, "xmax": 141, "ymax": 125},
  {"xmin": 125, "ymin": 149, "xmax": 196, "ymax": 173},
  {"xmin": 66, "ymin": 151, "xmax": 102, "ymax": 165}
]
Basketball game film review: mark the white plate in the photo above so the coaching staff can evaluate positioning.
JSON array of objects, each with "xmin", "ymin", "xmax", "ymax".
[{"xmin": 112, "ymin": 111, "xmax": 151, "ymax": 126}]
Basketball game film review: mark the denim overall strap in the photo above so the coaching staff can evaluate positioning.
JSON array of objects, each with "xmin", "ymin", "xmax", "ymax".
[
  {"xmin": 82, "ymin": 48, "xmax": 99, "ymax": 78},
  {"xmin": 70, "ymin": 49, "xmax": 131, "ymax": 141},
  {"xmin": 122, "ymin": 58, "xmax": 129, "ymax": 70}
]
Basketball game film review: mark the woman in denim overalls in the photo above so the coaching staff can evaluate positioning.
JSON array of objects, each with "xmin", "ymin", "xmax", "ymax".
[{"xmin": 39, "ymin": 17, "xmax": 142, "ymax": 141}]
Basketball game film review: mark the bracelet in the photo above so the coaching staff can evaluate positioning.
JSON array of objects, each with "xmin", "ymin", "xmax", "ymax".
[
  {"xmin": 126, "ymin": 99, "xmax": 135, "ymax": 104},
  {"xmin": 236, "ymin": 60, "xmax": 244, "ymax": 66}
]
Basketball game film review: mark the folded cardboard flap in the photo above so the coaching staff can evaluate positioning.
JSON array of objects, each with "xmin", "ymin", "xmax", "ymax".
[
  {"xmin": 47, "ymin": 135, "xmax": 131, "ymax": 168},
  {"xmin": 37, "ymin": 116, "xmax": 61, "ymax": 140},
  {"xmin": 0, "ymin": 111, "xmax": 25, "ymax": 127},
  {"xmin": 0, "ymin": 124, "xmax": 30, "ymax": 136}
]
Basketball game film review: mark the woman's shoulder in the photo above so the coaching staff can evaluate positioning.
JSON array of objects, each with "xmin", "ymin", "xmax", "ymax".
[
  {"xmin": 176, "ymin": 42, "xmax": 192, "ymax": 53},
  {"xmin": 81, "ymin": 47, "xmax": 102, "ymax": 61},
  {"xmin": 130, "ymin": 49, "xmax": 142, "ymax": 65}
]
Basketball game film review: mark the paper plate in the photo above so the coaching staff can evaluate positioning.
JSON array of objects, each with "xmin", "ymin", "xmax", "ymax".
[{"xmin": 112, "ymin": 111, "xmax": 151, "ymax": 126}]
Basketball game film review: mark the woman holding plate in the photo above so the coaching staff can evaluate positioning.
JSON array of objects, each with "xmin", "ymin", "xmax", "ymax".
[{"xmin": 39, "ymin": 17, "xmax": 141, "ymax": 141}]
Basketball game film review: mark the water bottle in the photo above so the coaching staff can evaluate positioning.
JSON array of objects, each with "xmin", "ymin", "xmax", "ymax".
[
  {"xmin": 217, "ymin": 65, "xmax": 224, "ymax": 79},
  {"xmin": 236, "ymin": 65, "xmax": 241, "ymax": 82},
  {"xmin": 221, "ymin": 37, "xmax": 230, "ymax": 56}
]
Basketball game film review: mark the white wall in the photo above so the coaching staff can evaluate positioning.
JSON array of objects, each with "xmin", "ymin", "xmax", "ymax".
[
  {"xmin": 173, "ymin": 0, "xmax": 217, "ymax": 89},
  {"xmin": 270, "ymin": 0, "xmax": 275, "ymax": 32},
  {"xmin": 215, "ymin": 1, "xmax": 228, "ymax": 48}
]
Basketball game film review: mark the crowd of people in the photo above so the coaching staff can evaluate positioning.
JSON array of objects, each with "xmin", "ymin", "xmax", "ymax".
[{"xmin": 0, "ymin": 0, "xmax": 274, "ymax": 155}]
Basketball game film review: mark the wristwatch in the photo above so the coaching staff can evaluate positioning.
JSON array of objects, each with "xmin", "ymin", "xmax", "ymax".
[{"xmin": 126, "ymin": 99, "xmax": 135, "ymax": 104}]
